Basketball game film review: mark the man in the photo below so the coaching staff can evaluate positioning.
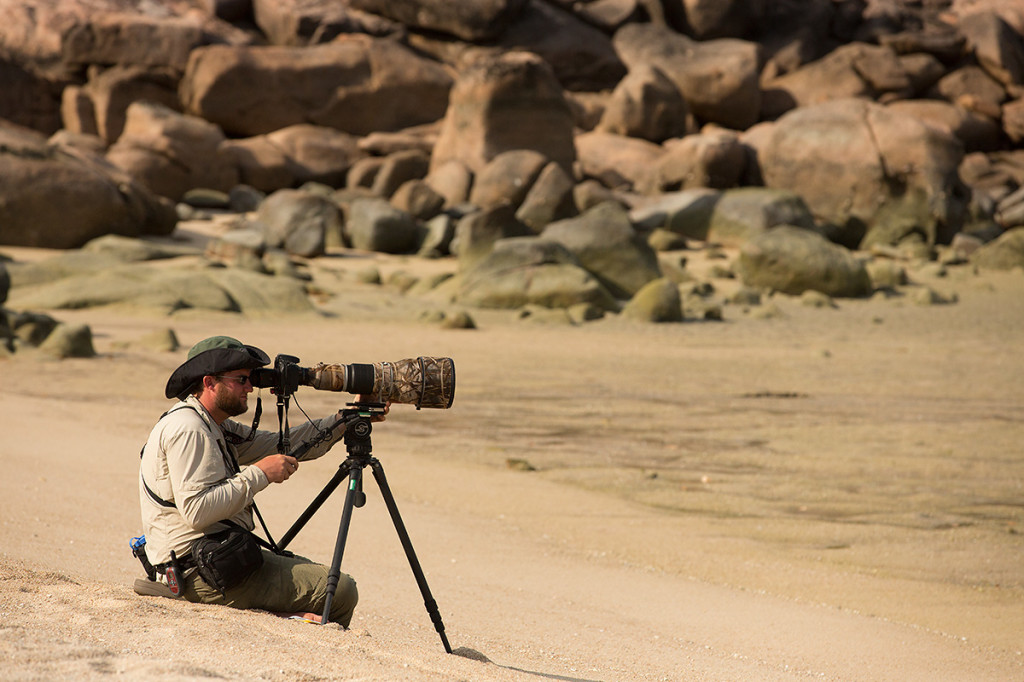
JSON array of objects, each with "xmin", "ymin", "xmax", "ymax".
[{"xmin": 136, "ymin": 335, "xmax": 374, "ymax": 625}]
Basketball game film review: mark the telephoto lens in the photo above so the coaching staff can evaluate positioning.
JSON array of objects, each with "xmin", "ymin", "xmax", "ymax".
[{"xmin": 309, "ymin": 356, "xmax": 455, "ymax": 409}]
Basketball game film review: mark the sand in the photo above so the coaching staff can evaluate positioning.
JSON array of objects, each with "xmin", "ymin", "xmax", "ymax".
[{"xmin": 1, "ymin": 236, "xmax": 1023, "ymax": 681}]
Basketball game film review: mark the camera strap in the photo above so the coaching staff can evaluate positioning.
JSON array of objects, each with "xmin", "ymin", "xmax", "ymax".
[{"xmin": 139, "ymin": 404, "xmax": 287, "ymax": 556}]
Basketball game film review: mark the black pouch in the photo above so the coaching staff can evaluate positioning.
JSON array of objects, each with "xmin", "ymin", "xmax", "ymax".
[{"xmin": 192, "ymin": 527, "xmax": 264, "ymax": 593}]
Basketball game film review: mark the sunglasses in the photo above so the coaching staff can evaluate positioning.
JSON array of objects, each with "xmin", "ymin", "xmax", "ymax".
[{"xmin": 215, "ymin": 374, "xmax": 252, "ymax": 386}]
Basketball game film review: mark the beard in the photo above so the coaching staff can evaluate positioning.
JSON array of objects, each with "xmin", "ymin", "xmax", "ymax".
[{"xmin": 213, "ymin": 385, "xmax": 248, "ymax": 417}]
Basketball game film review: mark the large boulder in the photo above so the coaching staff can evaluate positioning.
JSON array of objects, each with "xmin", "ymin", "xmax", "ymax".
[
  {"xmin": 251, "ymin": 0, "xmax": 402, "ymax": 46},
  {"xmin": 453, "ymin": 204, "xmax": 533, "ymax": 272},
  {"xmin": 971, "ymin": 227, "xmax": 1024, "ymax": 270},
  {"xmin": 256, "ymin": 189, "xmax": 343, "ymax": 258},
  {"xmin": 958, "ymin": 10, "xmax": 1024, "ymax": 89},
  {"xmin": 65, "ymin": 65, "xmax": 181, "ymax": 143},
  {"xmin": 180, "ymin": 36, "xmax": 453, "ymax": 137},
  {"xmin": 7, "ymin": 262, "xmax": 316, "ymax": 315},
  {"xmin": 105, "ymin": 101, "xmax": 239, "ymax": 201},
  {"xmin": 344, "ymin": 197, "xmax": 420, "ymax": 254},
  {"xmin": 640, "ymin": 128, "xmax": 747, "ymax": 194},
  {"xmin": 574, "ymin": 131, "xmax": 665, "ymax": 191},
  {"xmin": 758, "ymin": 98, "xmax": 969, "ymax": 249},
  {"xmin": 542, "ymin": 201, "xmax": 662, "ymax": 299},
  {"xmin": 595, "ymin": 65, "xmax": 692, "ymax": 143},
  {"xmin": 456, "ymin": 237, "xmax": 619, "ymax": 311},
  {"xmin": 620, "ymin": 278, "xmax": 683, "ymax": 323},
  {"xmin": 0, "ymin": 121, "xmax": 176, "ymax": 248},
  {"xmin": 60, "ymin": 11, "xmax": 207, "ymax": 72},
  {"xmin": 430, "ymin": 51, "xmax": 576, "ymax": 175},
  {"xmin": 704, "ymin": 188, "xmax": 818, "ymax": 246},
  {"xmin": 736, "ymin": 226, "xmax": 873, "ymax": 298},
  {"xmin": 224, "ymin": 124, "xmax": 365, "ymax": 191},
  {"xmin": 489, "ymin": 0, "xmax": 626, "ymax": 91},
  {"xmin": 515, "ymin": 161, "xmax": 577, "ymax": 233},
  {"xmin": 760, "ymin": 43, "xmax": 912, "ymax": 120},
  {"xmin": 348, "ymin": 0, "xmax": 528, "ymax": 41},
  {"xmin": 468, "ymin": 150, "xmax": 550, "ymax": 211},
  {"xmin": 613, "ymin": 22, "xmax": 761, "ymax": 130}
]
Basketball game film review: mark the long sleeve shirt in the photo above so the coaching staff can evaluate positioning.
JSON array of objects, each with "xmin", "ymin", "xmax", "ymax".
[{"xmin": 139, "ymin": 395, "xmax": 345, "ymax": 566}]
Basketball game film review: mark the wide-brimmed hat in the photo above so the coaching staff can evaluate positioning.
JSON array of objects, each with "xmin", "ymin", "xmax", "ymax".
[{"xmin": 165, "ymin": 335, "xmax": 270, "ymax": 399}]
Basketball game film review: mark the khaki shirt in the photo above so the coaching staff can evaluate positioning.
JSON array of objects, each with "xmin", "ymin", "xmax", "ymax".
[{"xmin": 139, "ymin": 395, "xmax": 345, "ymax": 566}]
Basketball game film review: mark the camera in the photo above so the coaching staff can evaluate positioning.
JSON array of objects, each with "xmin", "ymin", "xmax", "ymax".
[{"xmin": 250, "ymin": 354, "xmax": 455, "ymax": 409}]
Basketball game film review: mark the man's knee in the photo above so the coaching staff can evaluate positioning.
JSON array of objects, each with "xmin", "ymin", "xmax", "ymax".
[{"xmin": 329, "ymin": 573, "xmax": 358, "ymax": 626}]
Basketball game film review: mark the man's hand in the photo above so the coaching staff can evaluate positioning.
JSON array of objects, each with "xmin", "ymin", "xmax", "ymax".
[{"xmin": 256, "ymin": 454, "xmax": 298, "ymax": 484}]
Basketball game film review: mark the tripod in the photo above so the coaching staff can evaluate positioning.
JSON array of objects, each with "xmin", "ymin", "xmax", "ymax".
[{"xmin": 276, "ymin": 403, "xmax": 452, "ymax": 654}]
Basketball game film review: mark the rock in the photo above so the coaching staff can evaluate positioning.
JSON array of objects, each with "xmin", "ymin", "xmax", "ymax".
[
  {"xmin": 761, "ymin": 43, "xmax": 909, "ymax": 120},
  {"xmin": 641, "ymin": 128, "xmax": 747, "ymax": 194},
  {"xmin": 737, "ymin": 225, "xmax": 873, "ymax": 298},
  {"xmin": 972, "ymin": 227, "xmax": 1024, "ymax": 270},
  {"xmin": 958, "ymin": 11, "xmax": 1024, "ymax": 89},
  {"xmin": 390, "ymin": 180, "xmax": 445, "ymax": 221},
  {"xmin": 205, "ymin": 225, "xmax": 268, "ymax": 272},
  {"xmin": 886, "ymin": 99, "xmax": 1004, "ymax": 153},
  {"xmin": 105, "ymin": 101, "xmax": 239, "ymax": 202},
  {"xmin": 0, "ymin": 121, "xmax": 176, "ymax": 248},
  {"xmin": 704, "ymin": 188, "xmax": 817, "ymax": 247},
  {"xmin": 371, "ymin": 149, "xmax": 431, "ymax": 198},
  {"xmin": 11, "ymin": 311, "xmax": 59, "ymax": 347},
  {"xmin": 180, "ymin": 36, "xmax": 452, "ymax": 137},
  {"xmin": 542, "ymin": 201, "xmax": 662, "ymax": 298},
  {"xmin": 620, "ymin": 278, "xmax": 683, "ymax": 322},
  {"xmin": 263, "ymin": 125, "xmax": 365, "ymax": 188},
  {"xmin": 454, "ymin": 204, "xmax": 533, "ymax": 272},
  {"xmin": 595, "ymin": 65, "xmax": 691, "ymax": 143},
  {"xmin": 418, "ymin": 213, "xmax": 457, "ymax": 257},
  {"xmin": 629, "ymin": 188, "xmax": 720, "ymax": 237},
  {"xmin": 759, "ymin": 98, "xmax": 968, "ymax": 250},
  {"xmin": 468, "ymin": 149, "xmax": 549, "ymax": 212},
  {"xmin": 515, "ymin": 161, "xmax": 577, "ymax": 233},
  {"xmin": 865, "ymin": 259, "xmax": 909, "ymax": 290},
  {"xmin": 431, "ymin": 51, "xmax": 575, "ymax": 176},
  {"xmin": 137, "ymin": 327, "xmax": 180, "ymax": 352},
  {"xmin": 345, "ymin": 197, "xmax": 419, "ymax": 254},
  {"xmin": 251, "ymin": 0, "xmax": 403, "ymax": 47},
  {"xmin": 62, "ymin": 12, "xmax": 206, "ymax": 72},
  {"xmin": 257, "ymin": 189, "xmax": 342, "ymax": 258},
  {"xmin": 457, "ymin": 237, "xmax": 619, "ymax": 311},
  {"xmin": 438, "ymin": 310, "xmax": 477, "ymax": 330},
  {"xmin": 483, "ymin": 0, "xmax": 626, "ymax": 91},
  {"xmin": 71, "ymin": 65, "xmax": 182, "ymax": 144},
  {"xmin": 574, "ymin": 131, "xmax": 665, "ymax": 191},
  {"xmin": 348, "ymin": 0, "xmax": 527, "ymax": 41},
  {"xmin": 613, "ymin": 23, "xmax": 761, "ymax": 130},
  {"xmin": 37, "ymin": 323, "xmax": 96, "ymax": 358},
  {"xmin": 424, "ymin": 160, "xmax": 474, "ymax": 209}
]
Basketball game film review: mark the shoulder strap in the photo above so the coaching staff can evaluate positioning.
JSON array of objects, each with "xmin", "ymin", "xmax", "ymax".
[{"xmin": 140, "ymin": 405, "xmax": 287, "ymax": 556}]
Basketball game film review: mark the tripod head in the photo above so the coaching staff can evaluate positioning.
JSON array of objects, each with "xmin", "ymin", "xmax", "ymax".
[{"xmin": 341, "ymin": 401, "xmax": 387, "ymax": 459}]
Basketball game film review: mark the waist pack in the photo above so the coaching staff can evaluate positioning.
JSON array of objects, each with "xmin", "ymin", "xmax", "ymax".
[{"xmin": 192, "ymin": 527, "xmax": 264, "ymax": 593}]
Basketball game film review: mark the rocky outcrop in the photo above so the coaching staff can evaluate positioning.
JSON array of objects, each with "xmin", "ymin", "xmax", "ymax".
[
  {"xmin": 0, "ymin": 120, "xmax": 176, "ymax": 248},
  {"xmin": 1, "ymin": 0, "xmax": 1023, "ymax": 326}
]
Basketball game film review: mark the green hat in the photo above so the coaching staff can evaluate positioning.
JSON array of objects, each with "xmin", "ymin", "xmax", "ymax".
[{"xmin": 164, "ymin": 335, "xmax": 270, "ymax": 399}]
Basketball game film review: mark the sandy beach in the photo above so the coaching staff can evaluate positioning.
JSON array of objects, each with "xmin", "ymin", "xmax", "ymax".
[{"xmin": 1, "ymin": 238, "xmax": 1023, "ymax": 681}]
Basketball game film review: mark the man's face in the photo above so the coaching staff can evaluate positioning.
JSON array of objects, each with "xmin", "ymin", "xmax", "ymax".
[{"xmin": 212, "ymin": 369, "xmax": 253, "ymax": 417}]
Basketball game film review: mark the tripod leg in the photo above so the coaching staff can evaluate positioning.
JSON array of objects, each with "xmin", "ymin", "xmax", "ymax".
[
  {"xmin": 279, "ymin": 463, "xmax": 351, "ymax": 551},
  {"xmin": 321, "ymin": 466, "xmax": 363, "ymax": 625},
  {"xmin": 369, "ymin": 460, "xmax": 452, "ymax": 654}
]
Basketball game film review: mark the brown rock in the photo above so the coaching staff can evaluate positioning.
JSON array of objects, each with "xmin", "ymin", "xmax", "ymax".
[
  {"xmin": 180, "ymin": 36, "xmax": 452, "ymax": 137},
  {"xmin": 431, "ymin": 51, "xmax": 576, "ymax": 176}
]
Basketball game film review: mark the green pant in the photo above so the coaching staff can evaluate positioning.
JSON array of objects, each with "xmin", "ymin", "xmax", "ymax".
[{"xmin": 183, "ymin": 549, "xmax": 358, "ymax": 627}]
